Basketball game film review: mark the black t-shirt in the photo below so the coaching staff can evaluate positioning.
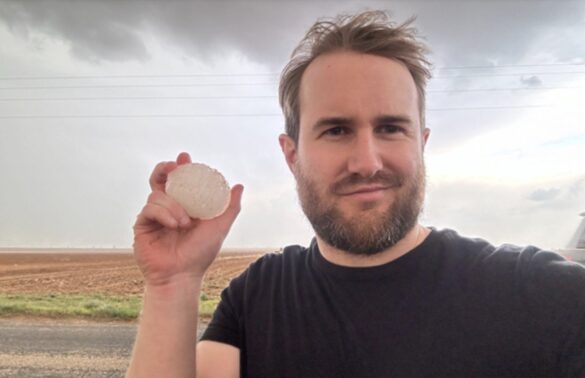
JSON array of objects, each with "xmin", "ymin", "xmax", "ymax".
[{"xmin": 201, "ymin": 229, "xmax": 585, "ymax": 377}]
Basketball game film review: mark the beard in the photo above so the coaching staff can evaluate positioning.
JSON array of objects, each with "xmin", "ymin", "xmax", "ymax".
[{"xmin": 296, "ymin": 163, "xmax": 426, "ymax": 256}]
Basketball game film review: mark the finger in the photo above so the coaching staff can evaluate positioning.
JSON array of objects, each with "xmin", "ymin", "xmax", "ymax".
[
  {"xmin": 149, "ymin": 161, "xmax": 178, "ymax": 192},
  {"xmin": 147, "ymin": 191, "xmax": 192, "ymax": 227},
  {"xmin": 134, "ymin": 203, "xmax": 179, "ymax": 231},
  {"xmin": 214, "ymin": 184, "xmax": 244, "ymax": 231},
  {"xmin": 177, "ymin": 152, "xmax": 192, "ymax": 165}
]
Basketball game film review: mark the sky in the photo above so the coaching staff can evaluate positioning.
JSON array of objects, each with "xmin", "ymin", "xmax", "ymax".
[{"xmin": 0, "ymin": 0, "xmax": 584, "ymax": 251}]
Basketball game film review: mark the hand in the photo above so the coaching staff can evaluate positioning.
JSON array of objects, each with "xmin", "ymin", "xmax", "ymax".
[{"xmin": 133, "ymin": 152, "xmax": 243, "ymax": 288}]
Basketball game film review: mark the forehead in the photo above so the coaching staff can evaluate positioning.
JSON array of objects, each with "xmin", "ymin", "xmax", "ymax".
[{"xmin": 298, "ymin": 51, "xmax": 419, "ymax": 126}]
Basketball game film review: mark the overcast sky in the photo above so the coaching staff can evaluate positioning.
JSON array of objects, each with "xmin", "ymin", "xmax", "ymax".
[{"xmin": 0, "ymin": 0, "xmax": 583, "ymax": 251}]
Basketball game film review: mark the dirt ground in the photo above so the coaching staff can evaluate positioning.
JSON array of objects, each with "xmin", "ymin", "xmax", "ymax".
[{"xmin": 0, "ymin": 249, "xmax": 267, "ymax": 298}]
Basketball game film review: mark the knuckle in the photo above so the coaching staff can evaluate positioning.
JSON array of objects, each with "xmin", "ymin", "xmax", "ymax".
[
  {"xmin": 144, "ymin": 191, "xmax": 185, "ymax": 219},
  {"xmin": 135, "ymin": 206, "xmax": 150, "ymax": 221},
  {"xmin": 149, "ymin": 162, "xmax": 169, "ymax": 182},
  {"xmin": 154, "ymin": 161, "xmax": 167, "ymax": 172}
]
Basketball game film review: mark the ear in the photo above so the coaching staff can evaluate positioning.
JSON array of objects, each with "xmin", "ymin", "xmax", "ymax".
[
  {"xmin": 421, "ymin": 127, "xmax": 431, "ymax": 150},
  {"xmin": 279, "ymin": 134, "xmax": 297, "ymax": 173}
]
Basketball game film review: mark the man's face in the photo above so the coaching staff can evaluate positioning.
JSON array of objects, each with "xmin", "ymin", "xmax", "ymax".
[{"xmin": 280, "ymin": 51, "xmax": 430, "ymax": 255}]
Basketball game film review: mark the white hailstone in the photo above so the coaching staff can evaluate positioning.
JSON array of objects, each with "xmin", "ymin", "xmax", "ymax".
[{"xmin": 165, "ymin": 163, "xmax": 231, "ymax": 220}]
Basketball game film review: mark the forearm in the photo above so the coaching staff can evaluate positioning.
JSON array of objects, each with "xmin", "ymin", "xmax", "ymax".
[{"xmin": 126, "ymin": 276, "xmax": 203, "ymax": 378}]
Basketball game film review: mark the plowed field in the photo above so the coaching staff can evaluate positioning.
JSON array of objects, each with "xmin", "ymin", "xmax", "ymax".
[{"xmin": 0, "ymin": 250, "xmax": 266, "ymax": 298}]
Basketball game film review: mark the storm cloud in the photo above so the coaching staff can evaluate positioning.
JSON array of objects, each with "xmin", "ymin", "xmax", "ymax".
[{"xmin": 1, "ymin": 0, "xmax": 583, "ymax": 67}]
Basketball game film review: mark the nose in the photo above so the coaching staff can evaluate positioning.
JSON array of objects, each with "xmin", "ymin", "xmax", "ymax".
[{"xmin": 347, "ymin": 131, "xmax": 383, "ymax": 178}]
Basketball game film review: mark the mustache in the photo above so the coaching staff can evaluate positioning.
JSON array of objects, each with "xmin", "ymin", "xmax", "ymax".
[{"xmin": 331, "ymin": 170, "xmax": 404, "ymax": 194}]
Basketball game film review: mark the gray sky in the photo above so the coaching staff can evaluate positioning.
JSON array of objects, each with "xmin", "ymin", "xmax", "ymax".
[{"xmin": 0, "ymin": 0, "xmax": 584, "ymax": 250}]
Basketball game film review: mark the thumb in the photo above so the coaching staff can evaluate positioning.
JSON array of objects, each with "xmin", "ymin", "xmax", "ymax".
[{"xmin": 214, "ymin": 184, "xmax": 244, "ymax": 232}]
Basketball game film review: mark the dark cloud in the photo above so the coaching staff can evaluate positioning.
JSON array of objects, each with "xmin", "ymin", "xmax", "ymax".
[
  {"xmin": 527, "ymin": 188, "xmax": 561, "ymax": 201},
  {"xmin": 520, "ymin": 75, "xmax": 542, "ymax": 87},
  {"xmin": 415, "ymin": 1, "xmax": 585, "ymax": 66},
  {"xmin": 0, "ymin": 1, "xmax": 583, "ymax": 68},
  {"xmin": 0, "ymin": 0, "xmax": 325, "ymax": 66},
  {"xmin": 0, "ymin": 1, "xmax": 149, "ymax": 62},
  {"xmin": 526, "ymin": 177, "xmax": 584, "ymax": 207}
]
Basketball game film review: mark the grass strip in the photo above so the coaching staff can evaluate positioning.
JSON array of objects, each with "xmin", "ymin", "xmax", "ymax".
[
  {"xmin": 0, "ymin": 293, "xmax": 219, "ymax": 320},
  {"xmin": 0, "ymin": 294, "xmax": 142, "ymax": 320}
]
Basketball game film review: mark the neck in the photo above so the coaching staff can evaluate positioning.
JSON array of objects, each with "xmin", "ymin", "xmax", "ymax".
[{"xmin": 316, "ymin": 224, "xmax": 430, "ymax": 268}]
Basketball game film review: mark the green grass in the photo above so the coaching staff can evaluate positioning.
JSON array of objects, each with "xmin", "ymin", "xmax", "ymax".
[
  {"xmin": 0, "ymin": 294, "xmax": 142, "ymax": 320},
  {"xmin": 0, "ymin": 293, "xmax": 220, "ymax": 321},
  {"xmin": 199, "ymin": 297, "xmax": 220, "ymax": 317}
]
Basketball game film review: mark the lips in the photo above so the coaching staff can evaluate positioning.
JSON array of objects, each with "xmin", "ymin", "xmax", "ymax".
[
  {"xmin": 339, "ymin": 185, "xmax": 389, "ymax": 196},
  {"xmin": 336, "ymin": 185, "xmax": 394, "ymax": 204},
  {"xmin": 331, "ymin": 171, "xmax": 404, "ymax": 196}
]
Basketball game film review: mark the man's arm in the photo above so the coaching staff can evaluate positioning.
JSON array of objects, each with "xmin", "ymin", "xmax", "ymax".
[
  {"xmin": 126, "ymin": 277, "xmax": 201, "ymax": 376},
  {"xmin": 125, "ymin": 152, "xmax": 243, "ymax": 377},
  {"xmin": 126, "ymin": 278, "xmax": 240, "ymax": 377},
  {"xmin": 197, "ymin": 341, "xmax": 240, "ymax": 378}
]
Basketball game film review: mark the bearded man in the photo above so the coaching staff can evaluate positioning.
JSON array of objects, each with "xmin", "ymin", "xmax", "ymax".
[{"xmin": 126, "ymin": 11, "xmax": 585, "ymax": 378}]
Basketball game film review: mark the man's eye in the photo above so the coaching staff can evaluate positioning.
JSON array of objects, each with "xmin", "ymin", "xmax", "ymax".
[
  {"xmin": 323, "ymin": 127, "xmax": 347, "ymax": 136},
  {"xmin": 378, "ymin": 124, "xmax": 402, "ymax": 134}
]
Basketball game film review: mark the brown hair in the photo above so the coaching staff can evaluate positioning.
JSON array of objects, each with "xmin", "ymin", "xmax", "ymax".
[{"xmin": 279, "ymin": 10, "xmax": 432, "ymax": 142}]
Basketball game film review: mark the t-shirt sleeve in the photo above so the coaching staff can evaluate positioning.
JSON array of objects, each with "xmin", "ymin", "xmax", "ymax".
[
  {"xmin": 522, "ymin": 249, "xmax": 585, "ymax": 377},
  {"xmin": 557, "ymin": 262, "xmax": 585, "ymax": 378},
  {"xmin": 566, "ymin": 326, "xmax": 585, "ymax": 378},
  {"xmin": 199, "ymin": 269, "xmax": 248, "ymax": 349}
]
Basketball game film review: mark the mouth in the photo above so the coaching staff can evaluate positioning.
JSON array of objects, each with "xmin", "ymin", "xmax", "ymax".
[
  {"xmin": 338, "ymin": 185, "xmax": 391, "ymax": 201},
  {"xmin": 340, "ymin": 185, "xmax": 389, "ymax": 196}
]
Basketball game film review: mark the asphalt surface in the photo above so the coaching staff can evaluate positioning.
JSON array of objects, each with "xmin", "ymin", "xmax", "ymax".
[{"xmin": 0, "ymin": 318, "xmax": 208, "ymax": 377}]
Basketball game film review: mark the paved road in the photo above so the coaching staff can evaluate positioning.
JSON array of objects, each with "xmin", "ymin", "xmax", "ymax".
[{"xmin": 0, "ymin": 318, "xmax": 208, "ymax": 377}]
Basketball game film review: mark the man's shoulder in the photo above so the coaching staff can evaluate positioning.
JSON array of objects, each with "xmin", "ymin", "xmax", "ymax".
[
  {"xmin": 433, "ymin": 227, "xmax": 573, "ymax": 267},
  {"xmin": 249, "ymin": 243, "xmax": 309, "ymax": 267},
  {"xmin": 232, "ymin": 243, "xmax": 311, "ymax": 284},
  {"xmin": 433, "ymin": 227, "xmax": 585, "ymax": 294},
  {"xmin": 220, "ymin": 244, "xmax": 314, "ymax": 308}
]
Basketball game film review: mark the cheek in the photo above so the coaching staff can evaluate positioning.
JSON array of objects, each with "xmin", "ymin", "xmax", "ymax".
[
  {"xmin": 405, "ymin": 154, "xmax": 422, "ymax": 172},
  {"xmin": 298, "ymin": 149, "xmax": 339, "ymax": 178},
  {"xmin": 382, "ymin": 147, "xmax": 419, "ymax": 173}
]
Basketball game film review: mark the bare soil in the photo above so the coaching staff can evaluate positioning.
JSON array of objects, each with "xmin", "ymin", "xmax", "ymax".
[{"xmin": 0, "ymin": 250, "xmax": 266, "ymax": 298}]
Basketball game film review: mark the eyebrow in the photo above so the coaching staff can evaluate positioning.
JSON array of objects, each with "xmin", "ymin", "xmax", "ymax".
[
  {"xmin": 375, "ymin": 115, "xmax": 413, "ymax": 126},
  {"xmin": 312, "ymin": 116, "xmax": 352, "ymax": 131},
  {"xmin": 312, "ymin": 114, "xmax": 413, "ymax": 131}
]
